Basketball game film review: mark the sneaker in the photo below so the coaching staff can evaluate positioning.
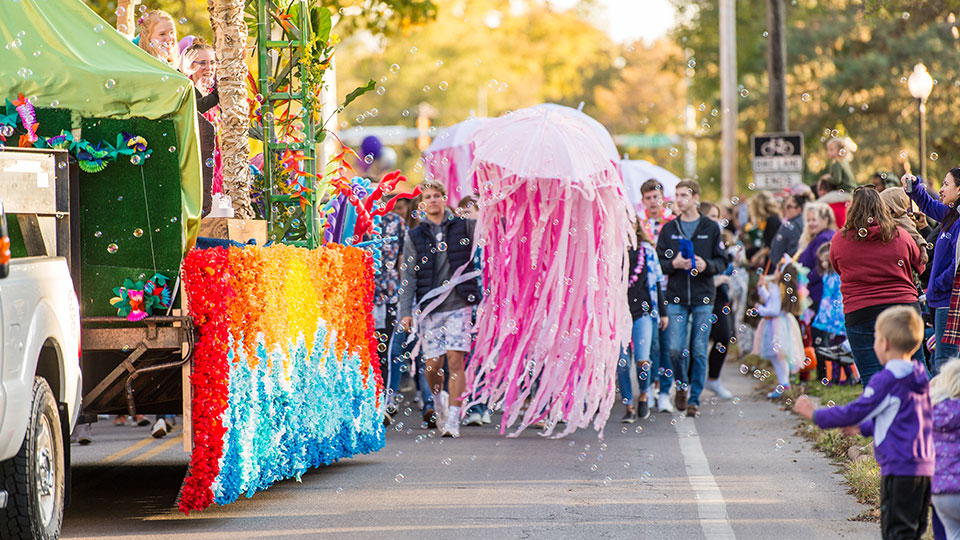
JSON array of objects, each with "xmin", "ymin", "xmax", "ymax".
[
  {"xmin": 441, "ymin": 417, "xmax": 460, "ymax": 438},
  {"xmin": 135, "ymin": 415, "xmax": 151, "ymax": 427},
  {"xmin": 165, "ymin": 416, "xmax": 177, "ymax": 428},
  {"xmin": 704, "ymin": 378, "xmax": 733, "ymax": 400},
  {"xmin": 686, "ymin": 404, "xmax": 699, "ymax": 417},
  {"xmin": 657, "ymin": 394, "xmax": 675, "ymax": 413},
  {"xmin": 151, "ymin": 419, "xmax": 168, "ymax": 438},
  {"xmin": 637, "ymin": 399, "xmax": 651, "ymax": 420},
  {"xmin": 113, "ymin": 415, "xmax": 127, "ymax": 426},
  {"xmin": 621, "ymin": 406, "xmax": 638, "ymax": 424},
  {"xmin": 464, "ymin": 410, "xmax": 484, "ymax": 426},
  {"xmin": 481, "ymin": 410, "xmax": 492, "ymax": 424},
  {"xmin": 422, "ymin": 408, "xmax": 437, "ymax": 429},
  {"xmin": 766, "ymin": 386, "xmax": 788, "ymax": 400},
  {"xmin": 435, "ymin": 391, "xmax": 450, "ymax": 428},
  {"xmin": 674, "ymin": 389, "xmax": 688, "ymax": 412}
]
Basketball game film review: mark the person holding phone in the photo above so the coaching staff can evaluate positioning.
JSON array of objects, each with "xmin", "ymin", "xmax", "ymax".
[{"xmin": 656, "ymin": 180, "xmax": 729, "ymax": 417}]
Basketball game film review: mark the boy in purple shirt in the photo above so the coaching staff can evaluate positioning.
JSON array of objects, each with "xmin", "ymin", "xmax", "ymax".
[{"xmin": 795, "ymin": 305, "xmax": 934, "ymax": 540}]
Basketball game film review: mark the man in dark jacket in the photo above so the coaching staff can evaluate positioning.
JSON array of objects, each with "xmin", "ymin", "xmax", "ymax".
[
  {"xmin": 656, "ymin": 179, "xmax": 728, "ymax": 417},
  {"xmin": 767, "ymin": 193, "xmax": 808, "ymax": 272},
  {"xmin": 398, "ymin": 182, "xmax": 479, "ymax": 438}
]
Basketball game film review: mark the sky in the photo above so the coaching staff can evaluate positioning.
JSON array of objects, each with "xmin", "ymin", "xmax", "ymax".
[{"xmin": 546, "ymin": 0, "xmax": 677, "ymax": 44}]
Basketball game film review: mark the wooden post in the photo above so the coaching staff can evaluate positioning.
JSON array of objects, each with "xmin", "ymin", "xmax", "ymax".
[
  {"xmin": 210, "ymin": 0, "xmax": 254, "ymax": 218},
  {"xmin": 719, "ymin": 0, "xmax": 738, "ymax": 201},
  {"xmin": 767, "ymin": 0, "xmax": 788, "ymax": 132},
  {"xmin": 116, "ymin": 0, "xmax": 140, "ymax": 38}
]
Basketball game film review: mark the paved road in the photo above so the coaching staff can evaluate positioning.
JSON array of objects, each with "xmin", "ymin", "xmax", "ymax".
[{"xmin": 62, "ymin": 370, "xmax": 876, "ymax": 539}]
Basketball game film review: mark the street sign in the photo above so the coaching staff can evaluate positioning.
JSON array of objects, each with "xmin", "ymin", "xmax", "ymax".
[
  {"xmin": 751, "ymin": 132, "xmax": 804, "ymax": 190},
  {"xmin": 613, "ymin": 133, "xmax": 681, "ymax": 149}
]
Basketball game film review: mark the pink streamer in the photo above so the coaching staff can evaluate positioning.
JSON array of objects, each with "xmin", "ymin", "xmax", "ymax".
[{"xmin": 464, "ymin": 161, "xmax": 635, "ymax": 438}]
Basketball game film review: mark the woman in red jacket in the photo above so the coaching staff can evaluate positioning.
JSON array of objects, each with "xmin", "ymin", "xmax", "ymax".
[{"xmin": 829, "ymin": 187, "xmax": 926, "ymax": 386}]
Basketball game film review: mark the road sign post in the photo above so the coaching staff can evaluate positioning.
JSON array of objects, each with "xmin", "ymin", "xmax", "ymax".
[{"xmin": 751, "ymin": 132, "xmax": 804, "ymax": 190}]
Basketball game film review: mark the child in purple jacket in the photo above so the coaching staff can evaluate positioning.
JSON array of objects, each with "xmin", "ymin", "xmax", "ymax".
[
  {"xmin": 796, "ymin": 305, "xmax": 934, "ymax": 540},
  {"xmin": 931, "ymin": 358, "xmax": 960, "ymax": 539}
]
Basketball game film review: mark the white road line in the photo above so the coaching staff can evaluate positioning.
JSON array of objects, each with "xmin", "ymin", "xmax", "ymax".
[{"xmin": 674, "ymin": 418, "xmax": 737, "ymax": 540}]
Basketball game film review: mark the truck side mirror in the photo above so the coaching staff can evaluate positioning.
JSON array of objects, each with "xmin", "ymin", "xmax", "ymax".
[{"xmin": 0, "ymin": 201, "xmax": 9, "ymax": 279}]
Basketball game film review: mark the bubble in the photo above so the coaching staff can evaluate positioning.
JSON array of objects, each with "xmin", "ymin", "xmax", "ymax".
[
  {"xmin": 827, "ymin": 400, "xmax": 836, "ymax": 407},
  {"xmin": 394, "ymin": 473, "xmax": 404, "ymax": 483},
  {"xmin": 902, "ymin": 11, "xmax": 910, "ymax": 20},
  {"xmin": 93, "ymin": 23, "xmax": 104, "ymax": 33},
  {"xmin": 603, "ymin": 476, "xmax": 613, "ymax": 486},
  {"xmin": 664, "ymin": 249, "xmax": 674, "ymax": 258},
  {"xmin": 801, "ymin": 93, "xmax": 810, "ymax": 102},
  {"xmin": 205, "ymin": 157, "xmax": 216, "ymax": 168},
  {"xmin": 578, "ymin": 452, "xmax": 586, "ymax": 462},
  {"xmin": 50, "ymin": 99, "xmax": 60, "ymax": 108},
  {"xmin": 97, "ymin": 39, "xmax": 106, "ymax": 47},
  {"xmin": 590, "ymin": 464, "xmax": 598, "ymax": 472},
  {"xmin": 115, "ymin": 6, "xmax": 125, "ymax": 16},
  {"xmin": 739, "ymin": 88, "xmax": 750, "ymax": 97},
  {"xmin": 422, "ymin": 85, "xmax": 431, "ymax": 93},
  {"xmin": 437, "ymin": 241, "xmax": 448, "ymax": 252},
  {"xmin": 401, "ymin": 109, "xmax": 410, "ymax": 117},
  {"xmin": 32, "ymin": 49, "xmax": 41, "ymax": 57},
  {"xmin": 438, "ymin": 81, "xmax": 449, "ymax": 91},
  {"xmin": 731, "ymin": 397, "xmax": 741, "ymax": 405},
  {"xmin": 17, "ymin": 67, "xmax": 32, "ymax": 78},
  {"xmin": 775, "ymin": 438, "xmax": 785, "ymax": 449},
  {"xmin": 161, "ymin": 75, "xmax": 170, "ymax": 82},
  {"xmin": 105, "ymin": 79, "xmax": 116, "ymax": 89},
  {"xmin": 169, "ymin": 146, "xmax": 177, "ymax": 153},
  {"xmin": 687, "ymin": 58, "xmax": 696, "ymax": 68},
  {"xmin": 107, "ymin": 243, "xmax": 119, "ymax": 254},
  {"xmin": 668, "ymin": 147, "xmax": 680, "ymax": 157},
  {"xmin": 409, "ymin": 46, "xmax": 418, "ymax": 54},
  {"xmin": 179, "ymin": 17, "xmax": 188, "ymax": 24},
  {"xmin": 94, "ymin": 230, "xmax": 103, "ymax": 238},
  {"xmin": 130, "ymin": 155, "xmax": 142, "ymax": 165},
  {"xmin": 133, "ymin": 228, "xmax": 144, "ymax": 238},
  {"xmin": 857, "ymin": 227, "xmax": 868, "ymax": 238},
  {"xmin": 377, "ymin": 86, "xmax": 386, "ymax": 95},
  {"xmin": 171, "ymin": 216, "xmax": 179, "ymax": 223},
  {"xmin": 931, "ymin": 152, "xmax": 939, "ymax": 161},
  {"xmin": 635, "ymin": 426, "xmax": 643, "ymax": 434}
]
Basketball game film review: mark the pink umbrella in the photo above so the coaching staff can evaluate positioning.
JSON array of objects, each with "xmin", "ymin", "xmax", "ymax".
[
  {"xmin": 423, "ymin": 117, "xmax": 488, "ymax": 205},
  {"xmin": 464, "ymin": 105, "xmax": 634, "ymax": 438}
]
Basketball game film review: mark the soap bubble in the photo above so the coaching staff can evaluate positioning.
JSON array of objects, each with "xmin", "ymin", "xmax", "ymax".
[
  {"xmin": 740, "ymin": 88, "xmax": 749, "ymax": 97},
  {"xmin": 93, "ymin": 23, "xmax": 104, "ymax": 33},
  {"xmin": 133, "ymin": 228, "xmax": 144, "ymax": 238},
  {"xmin": 97, "ymin": 39, "xmax": 106, "ymax": 47},
  {"xmin": 179, "ymin": 17, "xmax": 187, "ymax": 24},
  {"xmin": 801, "ymin": 93, "xmax": 810, "ymax": 102},
  {"xmin": 394, "ymin": 474, "xmax": 404, "ymax": 483},
  {"xmin": 438, "ymin": 81, "xmax": 449, "ymax": 91},
  {"xmin": 105, "ymin": 79, "xmax": 116, "ymax": 89},
  {"xmin": 107, "ymin": 243, "xmax": 118, "ymax": 254},
  {"xmin": 205, "ymin": 157, "xmax": 215, "ymax": 168}
]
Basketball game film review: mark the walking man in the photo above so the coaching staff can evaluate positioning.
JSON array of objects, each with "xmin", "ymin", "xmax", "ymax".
[
  {"xmin": 398, "ymin": 182, "xmax": 480, "ymax": 438},
  {"xmin": 656, "ymin": 179, "xmax": 728, "ymax": 417}
]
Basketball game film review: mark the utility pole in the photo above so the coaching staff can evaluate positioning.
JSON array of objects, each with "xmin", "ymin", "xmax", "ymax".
[
  {"xmin": 767, "ymin": 0, "xmax": 788, "ymax": 131},
  {"xmin": 719, "ymin": 0, "xmax": 738, "ymax": 200}
]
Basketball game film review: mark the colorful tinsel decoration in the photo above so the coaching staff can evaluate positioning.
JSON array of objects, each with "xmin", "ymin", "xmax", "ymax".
[
  {"xmin": 178, "ymin": 244, "xmax": 383, "ymax": 514},
  {"xmin": 0, "ymin": 97, "xmax": 152, "ymax": 173},
  {"xmin": 109, "ymin": 273, "xmax": 171, "ymax": 321}
]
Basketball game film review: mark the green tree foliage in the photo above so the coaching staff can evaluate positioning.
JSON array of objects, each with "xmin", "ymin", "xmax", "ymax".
[
  {"xmin": 674, "ymin": 0, "xmax": 960, "ymax": 194},
  {"xmin": 336, "ymin": 0, "xmax": 689, "ymax": 179}
]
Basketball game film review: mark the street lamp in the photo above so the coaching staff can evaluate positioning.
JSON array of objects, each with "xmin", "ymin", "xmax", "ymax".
[{"xmin": 908, "ymin": 63, "xmax": 934, "ymax": 180}]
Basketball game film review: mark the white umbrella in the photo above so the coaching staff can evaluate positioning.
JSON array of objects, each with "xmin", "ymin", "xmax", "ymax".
[
  {"xmin": 528, "ymin": 103, "xmax": 619, "ymax": 162},
  {"xmin": 423, "ymin": 117, "xmax": 489, "ymax": 204},
  {"xmin": 620, "ymin": 159, "xmax": 683, "ymax": 206}
]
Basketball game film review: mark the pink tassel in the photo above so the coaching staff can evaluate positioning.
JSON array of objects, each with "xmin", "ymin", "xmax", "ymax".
[{"xmin": 464, "ymin": 161, "xmax": 635, "ymax": 438}]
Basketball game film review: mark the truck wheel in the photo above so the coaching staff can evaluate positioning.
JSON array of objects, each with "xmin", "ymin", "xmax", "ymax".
[{"xmin": 1, "ymin": 377, "xmax": 65, "ymax": 540}]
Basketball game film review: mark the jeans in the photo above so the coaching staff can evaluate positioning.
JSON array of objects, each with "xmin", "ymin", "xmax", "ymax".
[
  {"xmin": 847, "ymin": 311, "xmax": 925, "ymax": 387},
  {"xmin": 616, "ymin": 315, "xmax": 663, "ymax": 403},
  {"xmin": 649, "ymin": 320, "xmax": 673, "ymax": 396},
  {"xmin": 934, "ymin": 307, "xmax": 959, "ymax": 375},
  {"xmin": 389, "ymin": 328, "xmax": 433, "ymax": 410},
  {"xmin": 667, "ymin": 303, "xmax": 714, "ymax": 407}
]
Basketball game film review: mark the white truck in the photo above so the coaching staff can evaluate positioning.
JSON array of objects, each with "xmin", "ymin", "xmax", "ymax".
[{"xmin": 0, "ymin": 200, "xmax": 82, "ymax": 540}]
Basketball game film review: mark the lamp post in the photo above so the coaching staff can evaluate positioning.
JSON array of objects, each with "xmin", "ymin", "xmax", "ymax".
[{"xmin": 908, "ymin": 63, "xmax": 934, "ymax": 180}]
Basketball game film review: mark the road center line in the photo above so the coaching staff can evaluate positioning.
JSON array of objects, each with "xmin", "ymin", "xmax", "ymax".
[
  {"xmin": 128, "ymin": 434, "xmax": 183, "ymax": 464},
  {"xmin": 674, "ymin": 418, "xmax": 737, "ymax": 540},
  {"xmin": 101, "ymin": 436, "xmax": 156, "ymax": 464}
]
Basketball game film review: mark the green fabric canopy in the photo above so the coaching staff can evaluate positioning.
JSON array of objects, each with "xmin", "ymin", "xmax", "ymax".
[{"xmin": 1, "ymin": 0, "xmax": 203, "ymax": 249}]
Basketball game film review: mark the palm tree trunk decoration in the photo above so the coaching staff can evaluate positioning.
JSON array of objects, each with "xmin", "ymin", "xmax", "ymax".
[{"xmin": 210, "ymin": 0, "xmax": 254, "ymax": 218}]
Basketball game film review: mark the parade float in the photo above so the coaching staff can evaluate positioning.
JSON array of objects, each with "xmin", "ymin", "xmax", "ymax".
[{"xmin": 2, "ymin": 0, "xmax": 398, "ymax": 514}]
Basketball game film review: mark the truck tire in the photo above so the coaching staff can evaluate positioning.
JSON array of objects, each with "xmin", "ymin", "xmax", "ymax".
[{"xmin": 0, "ymin": 377, "xmax": 65, "ymax": 539}]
